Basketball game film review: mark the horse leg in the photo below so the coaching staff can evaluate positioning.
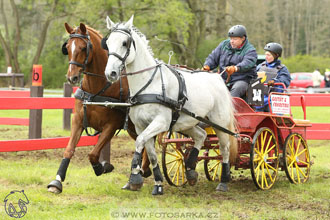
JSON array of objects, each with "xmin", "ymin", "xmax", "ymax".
[
  {"xmin": 98, "ymin": 141, "xmax": 114, "ymax": 173},
  {"xmin": 181, "ymin": 126, "xmax": 207, "ymax": 186},
  {"xmin": 144, "ymin": 138, "xmax": 163, "ymax": 196},
  {"xmin": 214, "ymin": 130, "xmax": 231, "ymax": 192},
  {"xmin": 127, "ymin": 118, "xmax": 151, "ymax": 178},
  {"xmin": 48, "ymin": 113, "xmax": 83, "ymax": 194},
  {"xmin": 88, "ymin": 124, "xmax": 117, "ymax": 176},
  {"xmin": 128, "ymin": 118, "xmax": 168, "ymax": 192}
]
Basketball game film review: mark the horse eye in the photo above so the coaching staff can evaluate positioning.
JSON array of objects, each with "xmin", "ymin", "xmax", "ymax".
[
  {"xmin": 82, "ymin": 47, "xmax": 87, "ymax": 51},
  {"xmin": 122, "ymin": 41, "xmax": 127, "ymax": 47}
]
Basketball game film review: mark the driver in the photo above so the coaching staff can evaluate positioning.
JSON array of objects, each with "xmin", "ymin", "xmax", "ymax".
[{"xmin": 202, "ymin": 25, "xmax": 257, "ymax": 99}]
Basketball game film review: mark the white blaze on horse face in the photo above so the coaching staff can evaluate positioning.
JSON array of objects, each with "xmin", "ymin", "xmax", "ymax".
[
  {"xmin": 69, "ymin": 40, "xmax": 76, "ymax": 73},
  {"xmin": 104, "ymin": 33, "xmax": 126, "ymax": 82}
]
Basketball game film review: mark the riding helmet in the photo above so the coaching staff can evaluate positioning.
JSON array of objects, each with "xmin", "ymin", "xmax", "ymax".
[
  {"xmin": 264, "ymin": 42, "xmax": 283, "ymax": 57},
  {"xmin": 228, "ymin": 25, "xmax": 247, "ymax": 37}
]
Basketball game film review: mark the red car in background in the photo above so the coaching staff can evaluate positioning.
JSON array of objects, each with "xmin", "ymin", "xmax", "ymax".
[{"xmin": 289, "ymin": 72, "xmax": 325, "ymax": 88}]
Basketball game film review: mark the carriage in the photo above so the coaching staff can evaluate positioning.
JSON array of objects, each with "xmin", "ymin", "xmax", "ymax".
[
  {"xmin": 158, "ymin": 82, "xmax": 311, "ymax": 190},
  {"xmin": 77, "ymin": 15, "xmax": 312, "ymax": 195}
]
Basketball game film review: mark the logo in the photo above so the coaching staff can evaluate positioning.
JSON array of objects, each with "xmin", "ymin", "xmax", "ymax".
[{"xmin": 4, "ymin": 190, "xmax": 29, "ymax": 218}]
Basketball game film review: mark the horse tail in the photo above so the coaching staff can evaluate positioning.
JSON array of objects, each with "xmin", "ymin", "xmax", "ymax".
[{"xmin": 229, "ymin": 98, "xmax": 238, "ymax": 165}]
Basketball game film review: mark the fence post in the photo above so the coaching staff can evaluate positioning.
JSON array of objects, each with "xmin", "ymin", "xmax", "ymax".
[
  {"xmin": 63, "ymin": 83, "xmax": 73, "ymax": 130},
  {"xmin": 29, "ymin": 86, "xmax": 43, "ymax": 139}
]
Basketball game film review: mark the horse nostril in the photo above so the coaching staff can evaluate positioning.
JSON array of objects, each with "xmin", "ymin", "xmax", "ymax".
[
  {"xmin": 71, "ymin": 76, "xmax": 79, "ymax": 84},
  {"xmin": 110, "ymin": 71, "xmax": 117, "ymax": 77}
]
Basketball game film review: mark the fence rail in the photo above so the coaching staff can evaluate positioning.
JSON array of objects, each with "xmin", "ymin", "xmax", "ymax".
[{"xmin": 0, "ymin": 90, "xmax": 330, "ymax": 153}]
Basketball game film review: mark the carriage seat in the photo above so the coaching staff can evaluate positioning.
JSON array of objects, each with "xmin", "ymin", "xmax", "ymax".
[
  {"xmin": 232, "ymin": 97, "xmax": 255, "ymax": 113},
  {"xmin": 293, "ymin": 119, "xmax": 312, "ymax": 127}
]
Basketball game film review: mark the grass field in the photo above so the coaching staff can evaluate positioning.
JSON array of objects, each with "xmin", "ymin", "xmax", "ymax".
[{"xmin": 0, "ymin": 107, "xmax": 329, "ymax": 220}]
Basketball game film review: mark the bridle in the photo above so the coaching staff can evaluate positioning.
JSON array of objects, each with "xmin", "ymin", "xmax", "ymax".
[
  {"xmin": 63, "ymin": 29, "xmax": 106, "ymax": 79},
  {"xmin": 102, "ymin": 26, "xmax": 136, "ymax": 73}
]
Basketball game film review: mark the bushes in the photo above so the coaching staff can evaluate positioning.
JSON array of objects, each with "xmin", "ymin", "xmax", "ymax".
[{"xmin": 282, "ymin": 54, "xmax": 330, "ymax": 74}]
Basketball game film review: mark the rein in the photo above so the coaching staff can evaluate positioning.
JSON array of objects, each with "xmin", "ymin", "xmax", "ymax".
[{"xmin": 121, "ymin": 64, "xmax": 161, "ymax": 77}]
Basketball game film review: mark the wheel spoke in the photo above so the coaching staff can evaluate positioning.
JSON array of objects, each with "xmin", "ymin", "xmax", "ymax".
[
  {"xmin": 267, "ymin": 156, "xmax": 278, "ymax": 160},
  {"xmin": 168, "ymin": 160, "xmax": 178, "ymax": 174},
  {"xmin": 212, "ymin": 162, "xmax": 220, "ymax": 181},
  {"xmin": 296, "ymin": 165, "xmax": 307, "ymax": 178},
  {"xmin": 296, "ymin": 148, "xmax": 307, "ymax": 157},
  {"xmin": 182, "ymin": 161, "xmax": 185, "ymax": 184},
  {"xmin": 260, "ymin": 132, "xmax": 266, "ymax": 154},
  {"xmin": 256, "ymin": 162, "xmax": 261, "ymax": 183},
  {"xmin": 254, "ymin": 159, "xmax": 263, "ymax": 172},
  {"xmin": 265, "ymin": 162, "xmax": 277, "ymax": 172},
  {"xmin": 265, "ymin": 144, "xmax": 276, "ymax": 154},
  {"xmin": 171, "ymin": 166, "xmax": 179, "ymax": 183},
  {"xmin": 166, "ymin": 158, "xmax": 180, "ymax": 166},
  {"xmin": 295, "ymin": 138, "xmax": 302, "ymax": 156},
  {"xmin": 176, "ymin": 165, "xmax": 181, "ymax": 185},
  {"xmin": 254, "ymin": 148, "xmax": 263, "ymax": 158},
  {"xmin": 294, "ymin": 162, "xmax": 301, "ymax": 183},
  {"xmin": 261, "ymin": 163, "xmax": 265, "ymax": 188},
  {"xmin": 265, "ymin": 163, "xmax": 274, "ymax": 183},
  {"xmin": 289, "ymin": 136, "xmax": 295, "ymax": 156},
  {"xmin": 299, "ymin": 160, "xmax": 309, "ymax": 166},
  {"xmin": 166, "ymin": 151, "xmax": 181, "ymax": 159},
  {"xmin": 264, "ymin": 134, "xmax": 272, "ymax": 154},
  {"xmin": 209, "ymin": 161, "xmax": 221, "ymax": 172}
]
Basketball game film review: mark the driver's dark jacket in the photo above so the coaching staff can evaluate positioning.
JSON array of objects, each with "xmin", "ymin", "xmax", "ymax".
[{"xmin": 204, "ymin": 38, "xmax": 257, "ymax": 84}]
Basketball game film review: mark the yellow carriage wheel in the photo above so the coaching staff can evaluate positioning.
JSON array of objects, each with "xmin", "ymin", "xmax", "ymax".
[
  {"xmin": 250, "ymin": 127, "xmax": 279, "ymax": 190},
  {"xmin": 161, "ymin": 132, "xmax": 188, "ymax": 186},
  {"xmin": 204, "ymin": 148, "xmax": 222, "ymax": 182},
  {"xmin": 283, "ymin": 133, "xmax": 310, "ymax": 184}
]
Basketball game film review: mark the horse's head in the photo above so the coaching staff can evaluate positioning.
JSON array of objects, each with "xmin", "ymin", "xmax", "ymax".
[
  {"xmin": 103, "ymin": 15, "xmax": 136, "ymax": 82},
  {"xmin": 62, "ymin": 23, "xmax": 93, "ymax": 85}
]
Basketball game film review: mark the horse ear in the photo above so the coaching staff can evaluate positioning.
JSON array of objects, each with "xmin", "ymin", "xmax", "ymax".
[
  {"xmin": 125, "ymin": 15, "xmax": 134, "ymax": 29},
  {"xmin": 80, "ymin": 23, "xmax": 87, "ymax": 34},
  {"xmin": 106, "ymin": 16, "xmax": 115, "ymax": 30},
  {"xmin": 64, "ymin": 23, "xmax": 73, "ymax": 34}
]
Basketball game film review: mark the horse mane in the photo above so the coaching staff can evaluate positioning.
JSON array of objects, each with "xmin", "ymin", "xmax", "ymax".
[
  {"xmin": 131, "ymin": 25, "xmax": 154, "ymax": 57},
  {"xmin": 86, "ymin": 25, "xmax": 103, "ymax": 39}
]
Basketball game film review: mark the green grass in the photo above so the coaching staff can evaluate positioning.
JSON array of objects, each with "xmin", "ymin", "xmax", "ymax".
[{"xmin": 0, "ymin": 108, "xmax": 329, "ymax": 219}]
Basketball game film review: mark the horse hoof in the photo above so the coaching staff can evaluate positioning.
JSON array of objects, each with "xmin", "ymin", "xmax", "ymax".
[
  {"xmin": 121, "ymin": 182, "xmax": 131, "ymax": 190},
  {"xmin": 152, "ymin": 185, "xmax": 163, "ymax": 195},
  {"xmin": 129, "ymin": 183, "xmax": 143, "ymax": 191},
  {"xmin": 186, "ymin": 170, "xmax": 198, "ymax": 186},
  {"xmin": 129, "ymin": 173, "xmax": 143, "ymax": 191},
  {"xmin": 103, "ymin": 163, "xmax": 114, "ymax": 174},
  {"xmin": 141, "ymin": 168, "xmax": 152, "ymax": 178},
  {"xmin": 47, "ymin": 180, "xmax": 62, "ymax": 194},
  {"xmin": 92, "ymin": 163, "xmax": 104, "ymax": 176},
  {"xmin": 216, "ymin": 183, "xmax": 228, "ymax": 192}
]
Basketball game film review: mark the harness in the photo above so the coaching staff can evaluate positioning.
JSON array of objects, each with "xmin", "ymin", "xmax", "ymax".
[
  {"xmin": 130, "ymin": 64, "xmax": 188, "ymax": 131},
  {"xmin": 105, "ymin": 27, "xmax": 239, "ymax": 138}
]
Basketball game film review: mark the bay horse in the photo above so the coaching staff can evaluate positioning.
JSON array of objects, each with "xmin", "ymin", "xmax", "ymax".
[
  {"xmin": 103, "ymin": 15, "xmax": 238, "ymax": 195},
  {"xmin": 47, "ymin": 23, "xmax": 150, "ymax": 194}
]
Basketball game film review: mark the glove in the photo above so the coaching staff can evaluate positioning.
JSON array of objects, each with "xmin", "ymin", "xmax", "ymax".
[
  {"xmin": 225, "ymin": 66, "xmax": 238, "ymax": 83},
  {"xmin": 202, "ymin": 65, "xmax": 210, "ymax": 71},
  {"xmin": 225, "ymin": 66, "xmax": 238, "ymax": 75},
  {"xmin": 268, "ymin": 80, "xmax": 275, "ymax": 86}
]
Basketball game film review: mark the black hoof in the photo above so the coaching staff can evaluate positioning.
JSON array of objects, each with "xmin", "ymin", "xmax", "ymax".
[
  {"xmin": 129, "ymin": 173, "xmax": 143, "ymax": 191},
  {"xmin": 141, "ymin": 168, "xmax": 152, "ymax": 178},
  {"xmin": 186, "ymin": 170, "xmax": 198, "ymax": 186},
  {"xmin": 216, "ymin": 183, "xmax": 228, "ymax": 192},
  {"xmin": 152, "ymin": 185, "xmax": 163, "ymax": 195},
  {"xmin": 92, "ymin": 163, "xmax": 104, "ymax": 176},
  {"xmin": 47, "ymin": 180, "xmax": 62, "ymax": 193},
  {"xmin": 103, "ymin": 163, "xmax": 114, "ymax": 174}
]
